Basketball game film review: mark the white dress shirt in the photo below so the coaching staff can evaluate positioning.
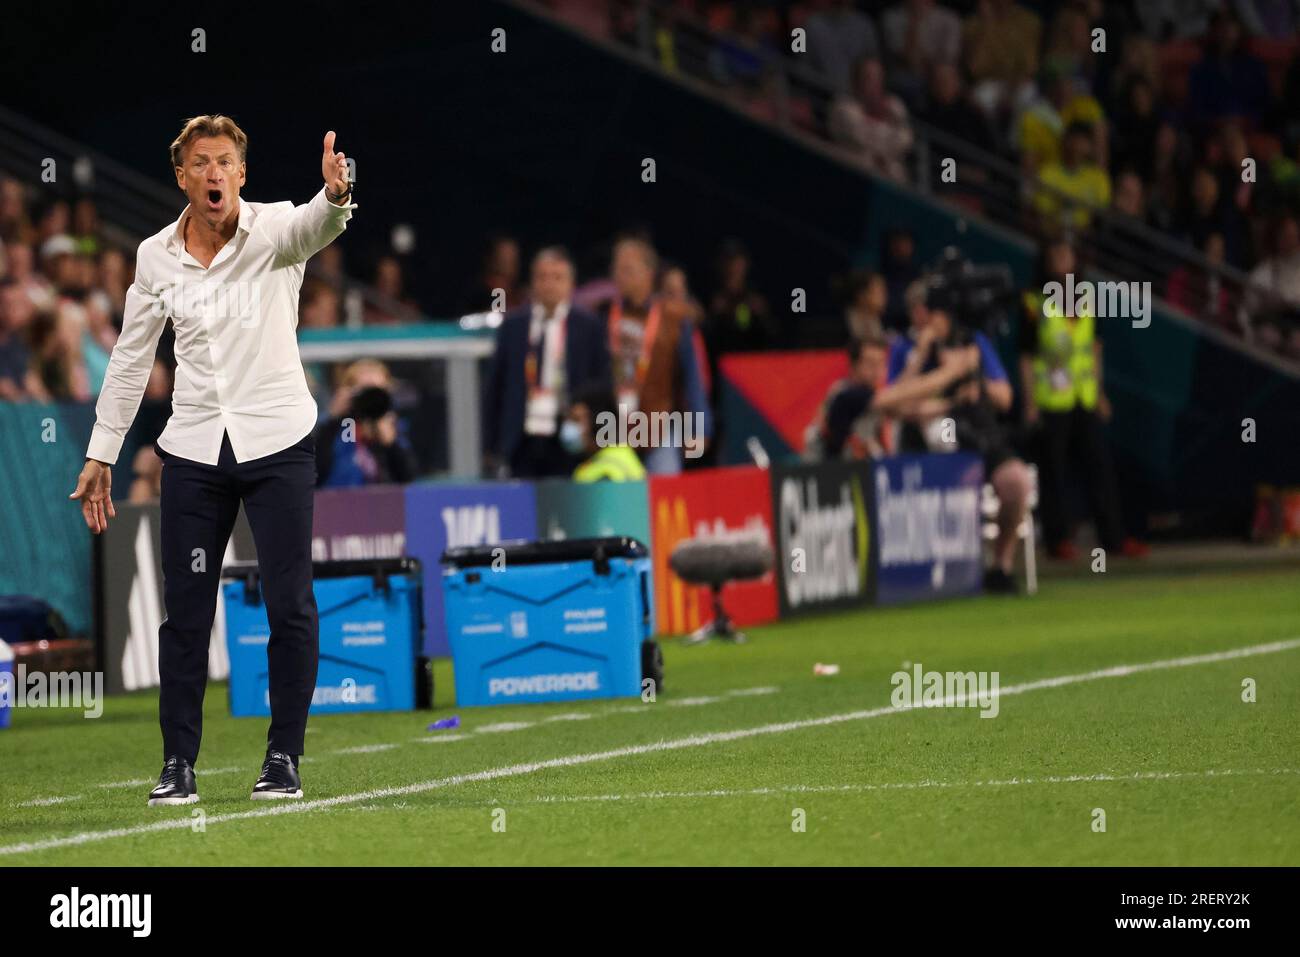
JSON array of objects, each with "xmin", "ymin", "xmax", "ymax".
[
  {"xmin": 87, "ymin": 188, "xmax": 356, "ymax": 466},
  {"xmin": 523, "ymin": 301, "xmax": 568, "ymax": 437}
]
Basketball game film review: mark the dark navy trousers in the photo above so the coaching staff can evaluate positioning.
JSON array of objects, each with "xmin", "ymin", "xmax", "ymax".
[{"xmin": 156, "ymin": 430, "xmax": 318, "ymax": 766}]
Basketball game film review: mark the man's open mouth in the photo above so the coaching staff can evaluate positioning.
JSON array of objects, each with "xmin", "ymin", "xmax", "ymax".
[{"xmin": 206, "ymin": 189, "xmax": 223, "ymax": 209}]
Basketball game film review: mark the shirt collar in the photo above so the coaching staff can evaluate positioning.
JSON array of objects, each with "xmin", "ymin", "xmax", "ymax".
[
  {"xmin": 531, "ymin": 300, "xmax": 569, "ymax": 324},
  {"xmin": 166, "ymin": 198, "xmax": 255, "ymax": 257}
]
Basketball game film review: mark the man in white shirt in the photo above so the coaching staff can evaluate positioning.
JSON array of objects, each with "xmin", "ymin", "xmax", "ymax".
[{"xmin": 68, "ymin": 115, "xmax": 356, "ymax": 805}]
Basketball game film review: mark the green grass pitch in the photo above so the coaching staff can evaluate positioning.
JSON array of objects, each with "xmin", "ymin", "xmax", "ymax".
[{"xmin": 2, "ymin": 565, "xmax": 1298, "ymax": 866}]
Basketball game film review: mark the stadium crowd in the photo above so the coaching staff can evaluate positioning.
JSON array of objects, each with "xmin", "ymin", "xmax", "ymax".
[
  {"xmin": 3, "ymin": 0, "xmax": 1298, "ymax": 565},
  {"xmin": 556, "ymin": 0, "xmax": 1300, "ymax": 357}
]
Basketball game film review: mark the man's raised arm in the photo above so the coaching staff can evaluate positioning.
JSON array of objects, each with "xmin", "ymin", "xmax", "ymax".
[{"xmin": 262, "ymin": 130, "xmax": 356, "ymax": 264}]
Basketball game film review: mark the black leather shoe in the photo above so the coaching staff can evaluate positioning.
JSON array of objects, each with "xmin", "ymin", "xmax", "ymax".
[
  {"xmin": 251, "ymin": 749, "xmax": 303, "ymax": 800},
  {"xmin": 147, "ymin": 756, "xmax": 199, "ymax": 807}
]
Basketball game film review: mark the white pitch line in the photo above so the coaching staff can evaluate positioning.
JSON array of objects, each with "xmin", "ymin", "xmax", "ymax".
[
  {"xmin": 307, "ymin": 768, "xmax": 1300, "ymax": 811},
  {"xmin": 411, "ymin": 734, "xmax": 470, "ymax": 744},
  {"xmin": 432, "ymin": 768, "xmax": 1300, "ymax": 807},
  {"xmin": 95, "ymin": 764, "xmax": 254, "ymax": 792},
  {"xmin": 331, "ymin": 744, "xmax": 398, "ymax": 755},
  {"xmin": 16, "ymin": 795, "xmax": 83, "ymax": 807},
  {"xmin": 475, "ymin": 721, "xmax": 534, "ymax": 734},
  {"xmin": 666, "ymin": 696, "xmax": 723, "ymax": 707},
  {"xmin": 79, "ymin": 687, "xmax": 780, "ymax": 794},
  {"xmin": 2, "ymin": 637, "xmax": 1297, "ymax": 858}
]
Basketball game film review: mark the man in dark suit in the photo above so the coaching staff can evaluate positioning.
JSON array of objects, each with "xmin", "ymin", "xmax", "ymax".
[{"xmin": 484, "ymin": 247, "xmax": 610, "ymax": 478}]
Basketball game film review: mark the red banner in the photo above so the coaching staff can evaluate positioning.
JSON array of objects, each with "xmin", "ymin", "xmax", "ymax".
[
  {"xmin": 720, "ymin": 350, "xmax": 848, "ymax": 454},
  {"xmin": 648, "ymin": 465, "xmax": 778, "ymax": 636}
]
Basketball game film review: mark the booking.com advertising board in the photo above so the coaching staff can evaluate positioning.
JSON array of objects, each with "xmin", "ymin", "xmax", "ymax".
[
  {"xmin": 872, "ymin": 453, "xmax": 985, "ymax": 605},
  {"xmin": 404, "ymin": 481, "xmax": 538, "ymax": 656}
]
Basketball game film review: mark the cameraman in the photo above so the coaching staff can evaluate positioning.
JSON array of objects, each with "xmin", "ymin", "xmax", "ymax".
[
  {"xmin": 314, "ymin": 385, "xmax": 416, "ymax": 488},
  {"xmin": 814, "ymin": 332, "xmax": 982, "ymax": 460},
  {"xmin": 887, "ymin": 282, "xmax": 1032, "ymax": 594}
]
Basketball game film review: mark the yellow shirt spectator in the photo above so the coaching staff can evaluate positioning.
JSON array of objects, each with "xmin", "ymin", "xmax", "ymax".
[
  {"xmin": 1018, "ymin": 93, "xmax": 1104, "ymax": 171},
  {"xmin": 1035, "ymin": 161, "xmax": 1112, "ymax": 230}
]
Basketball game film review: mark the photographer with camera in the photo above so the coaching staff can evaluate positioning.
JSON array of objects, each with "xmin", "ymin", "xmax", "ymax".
[
  {"xmin": 314, "ymin": 383, "xmax": 416, "ymax": 489},
  {"xmin": 887, "ymin": 262, "xmax": 1033, "ymax": 594}
]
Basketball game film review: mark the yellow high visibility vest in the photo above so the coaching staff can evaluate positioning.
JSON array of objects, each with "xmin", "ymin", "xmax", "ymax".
[
  {"xmin": 1025, "ymin": 291, "xmax": 1098, "ymax": 412},
  {"xmin": 573, "ymin": 445, "xmax": 647, "ymax": 483}
]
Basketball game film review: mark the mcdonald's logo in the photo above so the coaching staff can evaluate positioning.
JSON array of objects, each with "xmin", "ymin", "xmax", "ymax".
[{"xmin": 652, "ymin": 495, "xmax": 702, "ymax": 634}]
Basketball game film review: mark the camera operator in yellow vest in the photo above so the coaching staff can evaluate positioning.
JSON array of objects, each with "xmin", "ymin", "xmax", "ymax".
[{"xmin": 1019, "ymin": 238, "xmax": 1147, "ymax": 561}]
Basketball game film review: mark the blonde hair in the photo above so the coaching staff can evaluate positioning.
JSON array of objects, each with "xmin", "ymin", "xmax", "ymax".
[
  {"xmin": 169, "ymin": 115, "xmax": 248, "ymax": 169},
  {"xmin": 340, "ymin": 359, "xmax": 392, "ymax": 391}
]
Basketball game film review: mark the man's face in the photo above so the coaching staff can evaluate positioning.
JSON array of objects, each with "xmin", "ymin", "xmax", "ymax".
[
  {"xmin": 909, "ymin": 299, "xmax": 932, "ymax": 334},
  {"xmin": 301, "ymin": 289, "xmax": 339, "ymax": 328},
  {"xmin": 660, "ymin": 267, "xmax": 688, "ymax": 301},
  {"xmin": 490, "ymin": 240, "xmax": 519, "ymax": 280},
  {"xmin": 1064, "ymin": 131, "xmax": 1091, "ymax": 167},
  {"xmin": 531, "ymin": 255, "xmax": 574, "ymax": 310},
  {"xmin": 612, "ymin": 244, "xmax": 654, "ymax": 300},
  {"xmin": 864, "ymin": 276, "xmax": 887, "ymax": 314},
  {"xmin": 7, "ymin": 244, "xmax": 32, "ymax": 281},
  {"xmin": 1114, "ymin": 174, "xmax": 1143, "ymax": 217},
  {"xmin": 856, "ymin": 345, "xmax": 887, "ymax": 384},
  {"xmin": 175, "ymin": 134, "xmax": 245, "ymax": 226},
  {"xmin": 375, "ymin": 258, "xmax": 402, "ymax": 297}
]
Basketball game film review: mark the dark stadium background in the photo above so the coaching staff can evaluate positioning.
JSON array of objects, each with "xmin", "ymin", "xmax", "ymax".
[
  {"xmin": 5, "ymin": 0, "xmax": 1300, "ymax": 534},
  {"xmin": 2, "ymin": 2, "xmax": 861, "ymax": 324}
]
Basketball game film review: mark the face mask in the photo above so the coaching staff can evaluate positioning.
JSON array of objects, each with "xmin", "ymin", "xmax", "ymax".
[{"xmin": 559, "ymin": 419, "xmax": 585, "ymax": 455}]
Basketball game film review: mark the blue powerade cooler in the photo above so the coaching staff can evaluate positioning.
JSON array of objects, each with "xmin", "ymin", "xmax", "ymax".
[
  {"xmin": 222, "ymin": 558, "xmax": 429, "ymax": 717},
  {"xmin": 441, "ymin": 537, "xmax": 661, "ymax": 707}
]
